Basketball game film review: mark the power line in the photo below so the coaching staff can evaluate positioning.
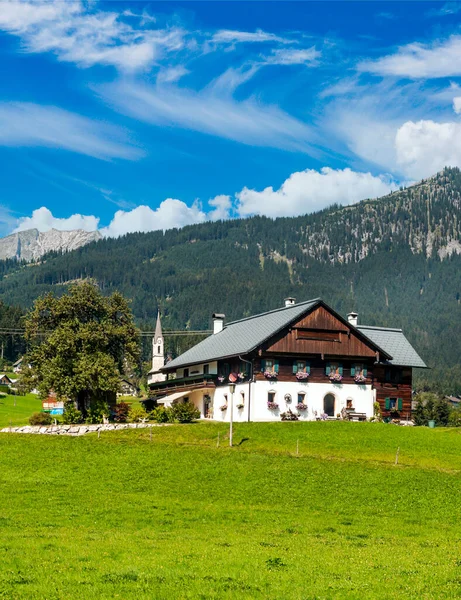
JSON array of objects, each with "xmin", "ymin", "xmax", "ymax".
[{"xmin": 0, "ymin": 328, "xmax": 211, "ymax": 337}]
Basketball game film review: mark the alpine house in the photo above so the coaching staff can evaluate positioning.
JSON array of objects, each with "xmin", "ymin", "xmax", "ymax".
[{"xmin": 148, "ymin": 298, "xmax": 427, "ymax": 422}]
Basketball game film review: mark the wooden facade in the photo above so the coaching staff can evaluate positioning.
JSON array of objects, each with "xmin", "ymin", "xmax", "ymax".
[{"xmin": 264, "ymin": 306, "xmax": 379, "ymax": 360}]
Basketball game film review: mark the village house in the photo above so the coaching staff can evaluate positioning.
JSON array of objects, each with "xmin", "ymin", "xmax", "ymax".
[{"xmin": 148, "ymin": 298, "xmax": 427, "ymax": 422}]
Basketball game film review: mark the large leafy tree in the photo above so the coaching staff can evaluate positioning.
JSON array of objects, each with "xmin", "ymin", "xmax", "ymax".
[{"xmin": 23, "ymin": 282, "xmax": 140, "ymax": 412}]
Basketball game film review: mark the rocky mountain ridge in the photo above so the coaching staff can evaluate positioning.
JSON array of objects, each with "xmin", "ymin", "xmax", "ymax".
[{"xmin": 0, "ymin": 228, "xmax": 102, "ymax": 262}]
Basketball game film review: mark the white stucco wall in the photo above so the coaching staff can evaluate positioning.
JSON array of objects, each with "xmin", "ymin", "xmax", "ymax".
[{"xmin": 185, "ymin": 379, "xmax": 374, "ymax": 422}]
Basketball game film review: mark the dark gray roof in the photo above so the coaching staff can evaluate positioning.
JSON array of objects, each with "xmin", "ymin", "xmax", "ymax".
[
  {"xmin": 357, "ymin": 325, "xmax": 427, "ymax": 368},
  {"xmin": 163, "ymin": 299, "xmax": 320, "ymax": 370}
]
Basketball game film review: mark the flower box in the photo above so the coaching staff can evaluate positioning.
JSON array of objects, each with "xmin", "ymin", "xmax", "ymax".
[
  {"xmin": 354, "ymin": 374, "xmax": 367, "ymax": 383},
  {"xmin": 296, "ymin": 403, "xmax": 307, "ymax": 411},
  {"xmin": 219, "ymin": 404, "xmax": 228, "ymax": 411},
  {"xmin": 264, "ymin": 371, "xmax": 278, "ymax": 380},
  {"xmin": 295, "ymin": 371, "xmax": 309, "ymax": 380},
  {"xmin": 217, "ymin": 376, "xmax": 226, "ymax": 383},
  {"xmin": 329, "ymin": 373, "xmax": 343, "ymax": 383},
  {"xmin": 267, "ymin": 402, "xmax": 279, "ymax": 410},
  {"xmin": 238, "ymin": 372, "xmax": 247, "ymax": 380}
]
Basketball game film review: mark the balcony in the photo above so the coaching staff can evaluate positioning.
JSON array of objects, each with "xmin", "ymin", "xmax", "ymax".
[{"xmin": 149, "ymin": 373, "xmax": 216, "ymax": 395}]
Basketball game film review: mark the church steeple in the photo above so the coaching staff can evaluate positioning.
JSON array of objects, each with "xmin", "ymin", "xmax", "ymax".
[{"xmin": 148, "ymin": 310, "xmax": 166, "ymax": 384}]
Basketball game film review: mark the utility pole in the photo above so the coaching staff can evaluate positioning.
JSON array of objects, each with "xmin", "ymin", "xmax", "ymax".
[{"xmin": 229, "ymin": 383, "xmax": 235, "ymax": 447}]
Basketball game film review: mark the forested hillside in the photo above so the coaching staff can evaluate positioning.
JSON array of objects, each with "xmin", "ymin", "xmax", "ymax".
[{"xmin": 0, "ymin": 168, "xmax": 460, "ymax": 393}]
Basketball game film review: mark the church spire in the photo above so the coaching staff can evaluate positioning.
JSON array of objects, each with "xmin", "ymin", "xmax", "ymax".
[
  {"xmin": 154, "ymin": 310, "xmax": 163, "ymax": 342},
  {"xmin": 148, "ymin": 310, "xmax": 166, "ymax": 384}
]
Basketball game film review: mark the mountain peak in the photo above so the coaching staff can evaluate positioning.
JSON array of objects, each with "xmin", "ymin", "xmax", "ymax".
[{"xmin": 0, "ymin": 228, "xmax": 102, "ymax": 262}]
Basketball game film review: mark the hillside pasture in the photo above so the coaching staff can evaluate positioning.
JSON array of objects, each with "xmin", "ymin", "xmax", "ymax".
[
  {"xmin": 0, "ymin": 392, "xmax": 42, "ymax": 428},
  {"xmin": 0, "ymin": 422, "xmax": 460, "ymax": 599}
]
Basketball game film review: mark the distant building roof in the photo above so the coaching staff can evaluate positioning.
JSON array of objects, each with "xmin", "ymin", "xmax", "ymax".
[{"xmin": 357, "ymin": 325, "xmax": 427, "ymax": 368}]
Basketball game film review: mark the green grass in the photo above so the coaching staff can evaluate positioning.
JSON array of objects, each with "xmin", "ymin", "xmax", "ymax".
[
  {"xmin": 0, "ymin": 393, "xmax": 42, "ymax": 428},
  {"xmin": 0, "ymin": 422, "xmax": 460, "ymax": 599}
]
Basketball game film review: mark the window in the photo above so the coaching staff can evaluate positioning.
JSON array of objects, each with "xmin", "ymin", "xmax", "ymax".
[
  {"xmin": 183, "ymin": 396, "xmax": 189, "ymax": 404},
  {"xmin": 326, "ymin": 362, "xmax": 343, "ymax": 375},
  {"xmin": 385, "ymin": 368, "xmax": 402, "ymax": 384},
  {"xmin": 350, "ymin": 364, "xmax": 367, "ymax": 377},
  {"xmin": 219, "ymin": 363, "xmax": 230, "ymax": 377},
  {"xmin": 157, "ymin": 346, "xmax": 161, "ymax": 354},
  {"xmin": 297, "ymin": 392, "xmax": 306, "ymax": 404},
  {"xmin": 385, "ymin": 397, "xmax": 403, "ymax": 411},
  {"xmin": 292, "ymin": 360, "xmax": 311, "ymax": 374},
  {"xmin": 268, "ymin": 392, "xmax": 276, "ymax": 403},
  {"xmin": 346, "ymin": 398, "xmax": 353, "ymax": 409},
  {"xmin": 203, "ymin": 364, "xmax": 209, "ymax": 375},
  {"xmin": 261, "ymin": 359, "xmax": 279, "ymax": 374},
  {"xmin": 183, "ymin": 368, "xmax": 189, "ymax": 378},
  {"xmin": 240, "ymin": 391, "xmax": 245, "ymax": 405}
]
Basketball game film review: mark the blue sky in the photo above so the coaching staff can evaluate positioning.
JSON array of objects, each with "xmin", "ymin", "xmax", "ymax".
[{"xmin": 2, "ymin": 1, "xmax": 461, "ymax": 237}]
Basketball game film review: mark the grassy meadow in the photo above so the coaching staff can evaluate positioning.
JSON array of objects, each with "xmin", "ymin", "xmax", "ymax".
[
  {"xmin": 0, "ymin": 393, "xmax": 42, "ymax": 428},
  {"xmin": 0, "ymin": 422, "xmax": 460, "ymax": 599}
]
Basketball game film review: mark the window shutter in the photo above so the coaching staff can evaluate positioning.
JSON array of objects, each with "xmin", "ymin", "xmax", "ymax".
[
  {"xmin": 292, "ymin": 362, "xmax": 298, "ymax": 374},
  {"xmin": 350, "ymin": 365, "xmax": 356, "ymax": 376},
  {"xmin": 398, "ymin": 398, "xmax": 403, "ymax": 411},
  {"xmin": 363, "ymin": 367, "xmax": 368, "ymax": 377},
  {"xmin": 385, "ymin": 397, "xmax": 390, "ymax": 410},
  {"xmin": 325, "ymin": 363, "xmax": 331, "ymax": 375},
  {"xmin": 306, "ymin": 361, "xmax": 311, "ymax": 374},
  {"xmin": 261, "ymin": 359, "xmax": 266, "ymax": 372},
  {"xmin": 339, "ymin": 364, "xmax": 343, "ymax": 376},
  {"xmin": 274, "ymin": 360, "xmax": 279, "ymax": 374}
]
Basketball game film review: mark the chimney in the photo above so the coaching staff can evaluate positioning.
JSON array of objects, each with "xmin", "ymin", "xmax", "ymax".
[
  {"xmin": 347, "ymin": 312, "xmax": 358, "ymax": 327},
  {"xmin": 212, "ymin": 313, "xmax": 225, "ymax": 334},
  {"xmin": 284, "ymin": 297, "xmax": 296, "ymax": 307}
]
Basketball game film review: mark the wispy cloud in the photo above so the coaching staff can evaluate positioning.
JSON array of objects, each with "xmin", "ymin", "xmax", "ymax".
[
  {"xmin": 426, "ymin": 2, "xmax": 461, "ymax": 17},
  {"xmin": 98, "ymin": 81, "xmax": 319, "ymax": 154},
  {"xmin": 0, "ymin": 102, "xmax": 143, "ymax": 160},
  {"xmin": 211, "ymin": 29, "xmax": 293, "ymax": 45},
  {"xmin": 265, "ymin": 47, "xmax": 320, "ymax": 66},
  {"xmin": 0, "ymin": 0, "xmax": 185, "ymax": 71},
  {"xmin": 359, "ymin": 35, "xmax": 461, "ymax": 78}
]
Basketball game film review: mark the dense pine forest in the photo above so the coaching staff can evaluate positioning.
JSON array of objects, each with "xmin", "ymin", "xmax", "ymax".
[{"xmin": 0, "ymin": 168, "xmax": 460, "ymax": 393}]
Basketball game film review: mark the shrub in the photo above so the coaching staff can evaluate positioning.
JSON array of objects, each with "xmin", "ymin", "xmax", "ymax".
[
  {"xmin": 62, "ymin": 401, "xmax": 83, "ymax": 424},
  {"xmin": 113, "ymin": 402, "xmax": 130, "ymax": 423},
  {"xmin": 448, "ymin": 407, "xmax": 461, "ymax": 427},
  {"xmin": 171, "ymin": 402, "xmax": 200, "ymax": 423},
  {"xmin": 413, "ymin": 398, "xmax": 427, "ymax": 426},
  {"xmin": 86, "ymin": 399, "xmax": 109, "ymax": 424},
  {"xmin": 151, "ymin": 406, "xmax": 172, "ymax": 423},
  {"xmin": 433, "ymin": 398, "xmax": 451, "ymax": 426},
  {"xmin": 129, "ymin": 405, "xmax": 148, "ymax": 423},
  {"xmin": 29, "ymin": 412, "xmax": 53, "ymax": 426}
]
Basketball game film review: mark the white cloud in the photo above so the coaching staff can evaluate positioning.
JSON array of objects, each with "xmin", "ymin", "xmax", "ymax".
[
  {"xmin": 157, "ymin": 65, "xmax": 190, "ymax": 84},
  {"xmin": 11, "ymin": 167, "xmax": 402, "ymax": 237},
  {"xmin": 266, "ymin": 47, "xmax": 320, "ymax": 66},
  {"xmin": 0, "ymin": 102, "xmax": 142, "ymax": 160},
  {"xmin": 236, "ymin": 167, "xmax": 398, "ymax": 218},
  {"xmin": 100, "ymin": 200, "xmax": 207, "ymax": 237},
  {"xmin": 359, "ymin": 35, "xmax": 461, "ymax": 78},
  {"xmin": 453, "ymin": 97, "xmax": 461, "ymax": 114},
  {"xmin": 98, "ymin": 81, "xmax": 318, "ymax": 154},
  {"xmin": 14, "ymin": 207, "xmax": 99, "ymax": 233},
  {"xmin": 0, "ymin": 0, "xmax": 185, "ymax": 71},
  {"xmin": 395, "ymin": 120, "xmax": 461, "ymax": 179},
  {"xmin": 212, "ymin": 29, "xmax": 292, "ymax": 45},
  {"xmin": 208, "ymin": 195, "xmax": 232, "ymax": 221}
]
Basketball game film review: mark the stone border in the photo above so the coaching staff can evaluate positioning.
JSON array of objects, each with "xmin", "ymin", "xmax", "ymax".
[{"xmin": 0, "ymin": 423, "xmax": 167, "ymax": 436}]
